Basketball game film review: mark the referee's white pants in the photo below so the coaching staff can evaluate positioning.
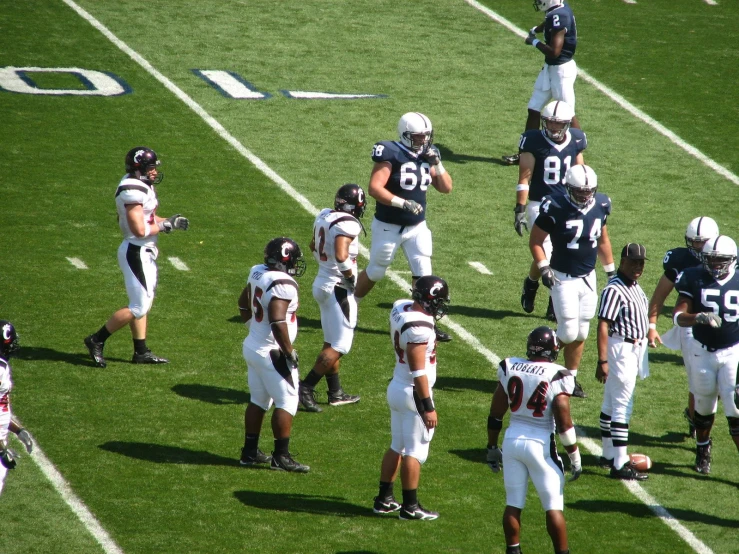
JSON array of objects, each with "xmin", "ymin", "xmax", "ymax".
[{"xmin": 601, "ymin": 336, "xmax": 644, "ymax": 423}]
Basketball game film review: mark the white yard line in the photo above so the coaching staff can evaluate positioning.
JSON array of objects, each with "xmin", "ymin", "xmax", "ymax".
[
  {"xmin": 59, "ymin": 0, "xmax": 716, "ymax": 552},
  {"xmin": 462, "ymin": 0, "xmax": 739, "ymax": 186},
  {"xmin": 703, "ymin": 0, "xmax": 718, "ymax": 6},
  {"xmin": 469, "ymin": 261, "xmax": 494, "ymax": 275},
  {"xmin": 167, "ymin": 256, "xmax": 190, "ymax": 271},
  {"xmin": 66, "ymin": 257, "xmax": 88, "ymax": 269}
]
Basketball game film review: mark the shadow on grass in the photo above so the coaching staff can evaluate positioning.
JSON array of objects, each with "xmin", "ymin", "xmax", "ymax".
[
  {"xmin": 578, "ymin": 425, "xmax": 693, "ymax": 452},
  {"xmin": 647, "ymin": 351, "xmax": 685, "ymax": 366},
  {"xmin": 434, "ymin": 376, "xmax": 497, "ymax": 394},
  {"xmin": 435, "ymin": 143, "xmax": 502, "ymax": 166},
  {"xmin": 172, "ymin": 383, "xmax": 250, "ymax": 405},
  {"xmin": 234, "ymin": 490, "xmax": 377, "ymax": 518},
  {"xmin": 100, "ymin": 441, "xmax": 244, "ymax": 467},
  {"xmin": 568, "ymin": 499, "xmax": 739, "ymax": 528},
  {"xmin": 230, "ymin": 314, "xmax": 386, "ymax": 335},
  {"xmin": 14, "ymin": 346, "xmax": 129, "ymax": 367}
]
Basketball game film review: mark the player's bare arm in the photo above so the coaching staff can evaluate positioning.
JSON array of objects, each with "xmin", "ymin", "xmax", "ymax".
[
  {"xmin": 268, "ymin": 298, "xmax": 294, "ymax": 355},
  {"xmin": 673, "ymin": 295, "xmax": 701, "ymax": 327},
  {"xmin": 367, "ymin": 162, "xmax": 394, "ymax": 205},
  {"xmin": 237, "ymin": 285, "xmax": 252, "ymax": 324},
  {"xmin": 536, "ymin": 28, "xmax": 565, "ymax": 58},
  {"xmin": 529, "ymin": 224, "xmax": 549, "ymax": 265},
  {"xmin": 596, "ymin": 225, "xmax": 615, "ymax": 268},
  {"xmin": 335, "ymin": 235, "xmax": 354, "ymax": 279},
  {"xmin": 595, "ymin": 319, "xmax": 610, "ymax": 383},
  {"xmin": 647, "ymin": 275, "xmax": 675, "ymax": 345},
  {"xmin": 516, "ymin": 153, "xmax": 535, "ymax": 205},
  {"xmin": 407, "ymin": 342, "xmax": 437, "ymax": 429},
  {"xmin": 125, "ymin": 203, "xmax": 160, "ymax": 237},
  {"xmin": 487, "ymin": 384, "xmax": 509, "ymax": 446},
  {"xmin": 431, "ymin": 168, "xmax": 452, "ymax": 194}
]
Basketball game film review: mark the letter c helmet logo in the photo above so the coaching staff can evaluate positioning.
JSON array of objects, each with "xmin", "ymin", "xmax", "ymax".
[
  {"xmin": 429, "ymin": 282, "xmax": 443, "ymax": 297},
  {"xmin": 2, "ymin": 324, "xmax": 11, "ymax": 341},
  {"xmin": 281, "ymin": 243, "xmax": 290, "ymax": 259}
]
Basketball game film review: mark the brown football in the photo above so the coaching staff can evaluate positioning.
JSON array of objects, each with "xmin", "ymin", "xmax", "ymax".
[{"xmin": 629, "ymin": 453, "xmax": 652, "ymax": 472}]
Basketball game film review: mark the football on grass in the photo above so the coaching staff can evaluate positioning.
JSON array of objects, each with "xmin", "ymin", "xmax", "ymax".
[{"xmin": 629, "ymin": 453, "xmax": 652, "ymax": 472}]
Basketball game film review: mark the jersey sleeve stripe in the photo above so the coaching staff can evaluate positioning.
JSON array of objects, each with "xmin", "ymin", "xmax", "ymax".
[
  {"xmin": 328, "ymin": 215, "xmax": 359, "ymax": 229},
  {"xmin": 115, "ymin": 184, "xmax": 150, "ymax": 197},
  {"xmin": 265, "ymin": 279, "xmax": 298, "ymax": 292},
  {"xmin": 400, "ymin": 320, "xmax": 434, "ymax": 334}
]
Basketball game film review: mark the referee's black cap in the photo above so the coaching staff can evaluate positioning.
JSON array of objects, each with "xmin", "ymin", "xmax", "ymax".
[{"xmin": 621, "ymin": 243, "xmax": 648, "ymax": 261}]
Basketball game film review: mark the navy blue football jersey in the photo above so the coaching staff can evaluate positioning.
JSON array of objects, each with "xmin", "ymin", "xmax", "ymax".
[
  {"xmin": 535, "ymin": 191, "xmax": 611, "ymax": 276},
  {"xmin": 545, "ymin": 3, "xmax": 577, "ymax": 65},
  {"xmin": 675, "ymin": 267, "xmax": 739, "ymax": 349},
  {"xmin": 662, "ymin": 246, "xmax": 701, "ymax": 284},
  {"xmin": 519, "ymin": 128, "xmax": 587, "ymax": 202},
  {"xmin": 371, "ymin": 140, "xmax": 431, "ymax": 226}
]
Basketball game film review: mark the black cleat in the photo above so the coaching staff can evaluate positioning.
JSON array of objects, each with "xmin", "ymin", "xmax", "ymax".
[
  {"xmin": 599, "ymin": 456, "xmax": 614, "ymax": 469},
  {"xmin": 399, "ymin": 503, "xmax": 439, "ymax": 520},
  {"xmin": 572, "ymin": 379, "xmax": 587, "ymax": 398},
  {"xmin": 239, "ymin": 448, "xmax": 271, "ymax": 467},
  {"xmin": 327, "ymin": 389, "xmax": 360, "ymax": 406},
  {"xmin": 373, "ymin": 496, "xmax": 401, "ymax": 514},
  {"xmin": 84, "ymin": 335, "xmax": 107, "ymax": 368},
  {"xmin": 521, "ymin": 277, "xmax": 539, "ymax": 314},
  {"xmin": 545, "ymin": 296, "xmax": 557, "ymax": 322},
  {"xmin": 684, "ymin": 408, "xmax": 696, "ymax": 439},
  {"xmin": 502, "ymin": 153, "xmax": 520, "ymax": 166},
  {"xmin": 299, "ymin": 382, "xmax": 322, "ymax": 412},
  {"xmin": 435, "ymin": 327, "xmax": 452, "ymax": 343},
  {"xmin": 695, "ymin": 440, "xmax": 711, "ymax": 474},
  {"xmin": 270, "ymin": 452, "xmax": 310, "ymax": 473},
  {"xmin": 132, "ymin": 350, "xmax": 169, "ymax": 364},
  {"xmin": 610, "ymin": 464, "xmax": 648, "ymax": 481}
]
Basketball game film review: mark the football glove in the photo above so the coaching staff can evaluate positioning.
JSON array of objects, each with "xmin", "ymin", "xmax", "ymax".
[
  {"xmin": 568, "ymin": 448, "xmax": 582, "ymax": 482},
  {"xmin": 168, "ymin": 214, "xmax": 189, "ymax": 231},
  {"xmin": 402, "ymin": 200, "xmax": 424, "ymax": 215},
  {"xmin": 422, "ymin": 146, "xmax": 441, "ymax": 166},
  {"xmin": 525, "ymin": 32, "xmax": 537, "ymax": 46},
  {"xmin": 487, "ymin": 446, "xmax": 503, "ymax": 473},
  {"xmin": 341, "ymin": 273, "xmax": 357, "ymax": 294},
  {"xmin": 286, "ymin": 349, "xmax": 299, "ymax": 372},
  {"xmin": 514, "ymin": 204, "xmax": 527, "ymax": 237},
  {"xmin": 540, "ymin": 265, "xmax": 559, "ymax": 289},
  {"xmin": 16, "ymin": 428, "xmax": 32, "ymax": 454},
  {"xmin": 0, "ymin": 442, "xmax": 17, "ymax": 470},
  {"xmin": 695, "ymin": 312, "xmax": 722, "ymax": 328}
]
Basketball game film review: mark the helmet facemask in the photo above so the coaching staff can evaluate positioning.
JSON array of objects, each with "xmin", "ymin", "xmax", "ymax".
[
  {"xmin": 542, "ymin": 116, "xmax": 571, "ymax": 142},
  {"xmin": 701, "ymin": 236, "xmax": 737, "ymax": 280},
  {"xmin": 412, "ymin": 277, "xmax": 450, "ymax": 321}
]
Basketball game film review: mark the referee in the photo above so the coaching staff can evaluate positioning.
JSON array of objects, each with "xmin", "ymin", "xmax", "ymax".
[{"xmin": 595, "ymin": 243, "xmax": 650, "ymax": 480}]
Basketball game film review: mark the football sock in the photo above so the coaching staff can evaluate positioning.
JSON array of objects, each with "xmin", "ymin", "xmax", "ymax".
[
  {"xmin": 244, "ymin": 433, "xmax": 259, "ymax": 453},
  {"xmin": 326, "ymin": 373, "xmax": 341, "ymax": 394},
  {"xmin": 599, "ymin": 412, "xmax": 613, "ymax": 459},
  {"xmin": 378, "ymin": 481, "xmax": 394, "ymax": 500},
  {"xmin": 401, "ymin": 488, "xmax": 418, "ymax": 508},
  {"xmin": 303, "ymin": 370, "xmax": 323, "ymax": 388},
  {"xmin": 133, "ymin": 339, "xmax": 149, "ymax": 355},
  {"xmin": 274, "ymin": 438, "xmax": 289, "ymax": 456},
  {"xmin": 95, "ymin": 325, "xmax": 112, "ymax": 343}
]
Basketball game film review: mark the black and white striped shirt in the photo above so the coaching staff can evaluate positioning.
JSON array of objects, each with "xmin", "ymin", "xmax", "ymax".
[{"xmin": 598, "ymin": 273, "xmax": 649, "ymax": 340}]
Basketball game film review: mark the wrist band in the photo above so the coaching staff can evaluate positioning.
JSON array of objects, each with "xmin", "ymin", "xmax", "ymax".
[
  {"xmin": 336, "ymin": 258, "xmax": 353, "ymax": 272},
  {"xmin": 559, "ymin": 427, "xmax": 577, "ymax": 446},
  {"xmin": 390, "ymin": 196, "xmax": 405, "ymax": 209},
  {"xmin": 435, "ymin": 162, "xmax": 446, "ymax": 176},
  {"xmin": 516, "ymin": 184, "xmax": 530, "ymax": 192},
  {"xmin": 532, "ymin": 39, "xmax": 540, "ymax": 48},
  {"xmin": 597, "ymin": 360, "xmax": 608, "ymax": 365},
  {"xmin": 488, "ymin": 416, "xmax": 503, "ymax": 430},
  {"xmin": 567, "ymin": 448, "xmax": 581, "ymax": 466},
  {"xmin": 673, "ymin": 311, "xmax": 684, "ymax": 326},
  {"xmin": 536, "ymin": 259, "xmax": 549, "ymax": 270},
  {"xmin": 421, "ymin": 397, "xmax": 435, "ymax": 412},
  {"xmin": 648, "ymin": 323, "xmax": 657, "ymax": 330},
  {"xmin": 269, "ymin": 320, "xmax": 287, "ymax": 326},
  {"xmin": 603, "ymin": 263, "xmax": 615, "ymax": 273}
]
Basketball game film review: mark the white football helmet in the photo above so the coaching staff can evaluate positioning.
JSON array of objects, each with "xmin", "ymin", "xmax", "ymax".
[
  {"xmin": 398, "ymin": 112, "xmax": 433, "ymax": 153},
  {"xmin": 564, "ymin": 164, "xmax": 597, "ymax": 208},
  {"xmin": 685, "ymin": 216, "xmax": 720, "ymax": 258},
  {"xmin": 534, "ymin": 0, "xmax": 563, "ymax": 12},
  {"xmin": 701, "ymin": 235, "xmax": 737, "ymax": 280},
  {"xmin": 541, "ymin": 100, "xmax": 574, "ymax": 142}
]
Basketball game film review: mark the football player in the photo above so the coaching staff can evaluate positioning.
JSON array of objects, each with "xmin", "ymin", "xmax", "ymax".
[
  {"xmin": 0, "ymin": 320, "xmax": 21, "ymax": 496},
  {"xmin": 486, "ymin": 326, "xmax": 581, "ymax": 554},
  {"xmin": 503, "ymin": 0, "xmax": 580, "ymax": 166},
  {"xmin": 353, "ymin": 113, "xmax": 454, "ymax": 342},
  {"xmin": 84, "ymin": 147, "xmax": 189, "ymax": 368},
  {"xmin": 372, "ymin": 276, "xmax": 449, "ymax": 520},
  {"xmin": 530, "ymin": 164, "xmax": 615, "ymax": 399},
  {"xmin": 674, "ymin": 235, "xmax": 739, "ymax": 474},
  {"xmin": 238, "ymin": 237, "xmax": 309, "ymax": 473},
  {"xmin": 648, "ymin": 217, "xmax": 719, "ymax": 438},
  {"xmin": 298, "ymin": 184, "xmax": 366, "ymax": 413},
  {"xmin": 515, "ymin": 100, "xmax": 587, "ymax": 321}
]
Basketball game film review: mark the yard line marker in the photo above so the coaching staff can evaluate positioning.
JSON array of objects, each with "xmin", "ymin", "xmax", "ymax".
[
  {"xmin": 59, "ymin": 1, "xmax": 713, "ymax": 552},
  {"xmin": 463, "ymin": 0, "xmax": 739, "ymax": 187},
  {"xmin": 168, "ymin": 256, "xmax": 189, "ymax": 271},
  {"xmin": 622, "ymin": 0, "xmax": 637, "ymax": 4},
  {"xmin": 66, "ymin": 257, "xmax": 88, "ymax": 269},
  {"xmin": 703, "ymin": 0, "xmax": 717, "ymax": 5},
  {"xmin": 469, "ymin": 261, "xmax": 493, "ymax": 275},
  {"xmin": 11, "ymin": 431, "xmax": 124, "ymax": 554}
]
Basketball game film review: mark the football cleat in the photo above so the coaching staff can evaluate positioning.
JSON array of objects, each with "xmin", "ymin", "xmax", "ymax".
[
  {"xmin": 545, "ymin": 296, "xmax": 557, "ymax": 322},
  {"xmin": 298, "ymin": 383, "xmax": 323, "ymax": 412},
  {"xmin": 399, "ymin": 503, "xmax": 439, "ymax": 521},
  {"xmin": 598, "ymin": 457, "xmax": 614, "ymax": 469},
  {"xmin": 327, "ymin": 389, "xmax": 360, "ymax": 406},
  {"xmin": 434, "ymin": 326, "xmax": 452, "ymax": 343},
  {"xmin": 270, "ymin": 452, "xmax": 310, "ymax": 473},
  {"xmin": 84, "ymin": 335, "xmax": 107, "ymax": 368},
  {"xmin": 239, "ymin": 448, "xmax": 271, "ymax": 467},
  {"xmin": 373, "ymin": 496, "xmax": 401, "ymax": 514},
  {"xmin": 695, "ymin": 441, "xmax": 711, "ymax": 475},
  {"xmin": 610, "ymin": 464, "xmax": 648, "ymax": 481},
  {"xmin": 502, "ymin": 153, "xmax": 520, "ymax": 166},
  {"xmin": 572, "ymin": 379, "xmax": 586, "ymax": 398},
  {"xmin": 683, "ymin": 408, "xmax": 696, "ymax": 439},
  {"xmin": 521, "ymin": 277, "xmax": 539, "ymax": 314},
  {"xmin": 132, "ymin": 350, "xmax": 169, "ymax": 364}
]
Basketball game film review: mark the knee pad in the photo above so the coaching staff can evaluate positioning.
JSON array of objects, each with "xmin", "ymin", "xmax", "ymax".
[
  {"xmin": 727, "ymin": 417, "xmax": 739, "ymax": 437},
  {"xmin": 557, "ymin": 319, "xmax": 579, "ymax": 344},
  {"xmin": 365, "ymin": 260, "xmax": 388, "ymax": 282},
  {"xmin": 129, "ymin": 304, "xmax": 148, "ymax": 319},
  {"xmin": 693, "ymin": 411, "xmax": 715, "ymax": 431},
  {"xmin": 576, "ymin": 319, "xmax": 590, "ymax": 342}
]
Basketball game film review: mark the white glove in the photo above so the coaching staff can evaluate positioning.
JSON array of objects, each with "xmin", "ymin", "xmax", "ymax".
[
  {"xmin": 529, "ymin": 26, "xmax": 538, "ymax": 35},
  {"xmin": 341, "ymin": 274, "xmax": 357, "ymax": 294},
  {"xmin": 540, "ymin": 265, "xmax": 559, "ymax": 289},
  {"xmin": 695, "ymin": 312, "xmax": 722, "ymax": 328},
  {"xmin": 568, "ymin": 448, "xmax": 582, "ymax": 481},
  {"xmin": 403, "ymin": 200, "xmax": 424, "ymax": 215},
  {"xmin": 16, "ymin": 428, "xmax": 32, "ymax": 454},
  {"xmin": 487, "ymin": 446, "xmax": 503, "ymax": 473},
  {"xmin": 514, "ymin": 204, "xmax": 528, "ymax": 237},
  {"xmin": 285, "ymin": 349, "xmax": 299, "ymax": 372}
]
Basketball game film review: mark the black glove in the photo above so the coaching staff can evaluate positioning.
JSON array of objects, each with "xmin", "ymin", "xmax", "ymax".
[
  {"xmin": 422, "ymin": 146, "xmax": 441, "ymax": 166},
  {"xmin": 0, "ymin": 443, "xmax": 17, "ymax": 470},
  {"xmin": 487, "ymin": 446, "xmax": 503, "ymax": 473},
  {"xmin": 341, "ymin": 273, "xmax": 357, "ymax": 294},
  {"xmin": 514, "ymin": 204, "xmax": 527, "ymax": 237},
  {"xmin": 540, "ymin": 265, "xmax": 559, "ymax": 289},
  {"xmin": 402, "ymin": 200, "xmax": 424, "ymax": 215},
  {"xmin": 286, "ymin": 349, "xmax": 299, "ymax": 372},
  {"xmin": 606, "ymin": 270, "xmax": 616, "ymax": 279}
]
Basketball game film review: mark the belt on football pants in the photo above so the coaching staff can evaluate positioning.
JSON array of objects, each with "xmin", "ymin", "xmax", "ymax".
[{"xmin": 609, "ymin": 332, "xmax": 639, "ymax": 345}]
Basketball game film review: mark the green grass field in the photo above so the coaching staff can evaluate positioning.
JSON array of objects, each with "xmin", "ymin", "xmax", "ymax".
[{"xmin": 2, "ymin": 1, "xmax": 738, "ymax": 553}]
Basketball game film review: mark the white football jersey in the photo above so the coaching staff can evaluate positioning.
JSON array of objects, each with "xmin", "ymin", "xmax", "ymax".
[
  {"xmin": 243, "ymin": 264, "xmax": 299, "ymax": 356},
  {"xmin": 0, "ymin": 358, "xmax": 12, "ymax": 439},
  {"xmin": 498, "ymin": 357, "xmax": 574, "ymax": 443},
  {"xmin": 389, "ymin": 299, "xmax": 437, "ymax": 387},
  {"xmin": 115, "ymin": 175, "xmax": 159, "ymax": 248},
  {"xmin": 312, "ymin": 208, "xmax": 361, "ymax": 287}
]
